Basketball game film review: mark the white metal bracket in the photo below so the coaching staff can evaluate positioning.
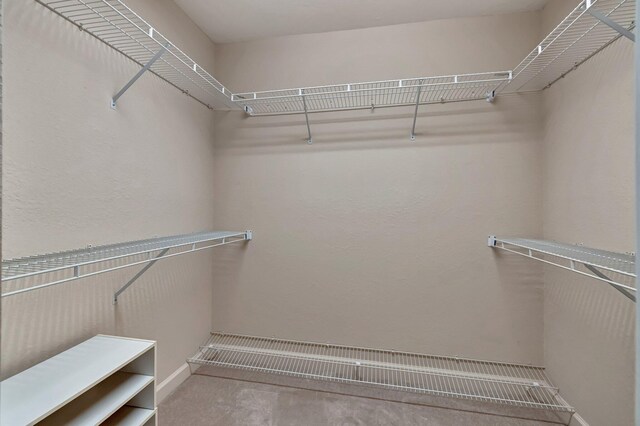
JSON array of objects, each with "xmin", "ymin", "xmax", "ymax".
[
  {"xmin": 487, "ymin": 235, "xmax": 497, "ymax": 247},
  {"xmin": 301, "ymin": 89, "xmax": 313, "ymax": 144},
  {"xmin": 111, "ymin": 44, "xmax": 169, "ymax": 109},
  {"xmin": 583, "ymin": 264, "xmax": 636, "ymax": 302},
  {"xmin": 245, "ymin": 230, "xmax": 253, "ymax": 241},
  {"xmin": 113, "ymin": 247, "xmax": 169, "ymax": 304},
  {"xmin": 585, "ymin": 3, "xmax": 635, "ymax": 42},
  {"xmin": 410, "ymin": 79, "xmax": 425, "ymax": 141},
  {"xmin": 485, "ymin": 90, "xmax": 496, "ymax": 103}
]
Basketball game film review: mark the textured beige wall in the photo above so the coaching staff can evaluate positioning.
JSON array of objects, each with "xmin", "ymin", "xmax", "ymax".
[
  {"xmin": 541, "ymin": 1, "xmax": 635, "ymax": 425},
  {"xmin": 211, "ymin": 13, "xmax": 547, "ymax": 364},
  {"xmin": 1, "ymin": 0, "xmax": 220, "ymax": 382}
]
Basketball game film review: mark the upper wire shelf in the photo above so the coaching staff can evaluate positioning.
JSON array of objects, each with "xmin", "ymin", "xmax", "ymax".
[
  {"xmin": 36, "ymin": 0, "xmax": 239, "ymax": 110},
  {"xmin": 36, "ymin": 0, "xmax": 635, "ymax": 115},
  {"xmin": 489, "ymin": 237, "xmax": 636, "ymax": 301},
  {"xmin": 2, "ymin": 230, "xmax": 252, "ymax": 298},
  {"xmin": 503, "ymin": 0, "xmax": 636, "ymax": 93},
  {"xmin": 232, "ymin": 72, "xmax": 513, "ymax": 116}
]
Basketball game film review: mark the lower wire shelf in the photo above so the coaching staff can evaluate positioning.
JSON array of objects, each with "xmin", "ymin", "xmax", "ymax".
[{"xmin": 188, "ymin": 332, "xmax": 574, "ymax": 413}]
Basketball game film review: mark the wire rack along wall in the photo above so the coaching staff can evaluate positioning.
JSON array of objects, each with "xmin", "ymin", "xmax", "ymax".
[
  {"xmin": 503, "ymin": 0, "xmax": 636, "ymax": 93},
  {"xmin": 232, "ymin": 72, "xmax": 512, "ymax": 116},
  {"xmin": 36, "ymin": 0, "xmax": 239, "ymax": 110},
  {"xmin": 189, "ymin": 333, "xmax": 574, "ymax": 413},
  {"xmin": 1, "ymin": 231, "xmax": 252, "ymax": 298},
  {"xmin": 36, "ymin": 0, "xmax": 636, "ymax": 117},
  {"xmin": 489, "ymin": 237, "xmax": 636, "ymax": 301}
]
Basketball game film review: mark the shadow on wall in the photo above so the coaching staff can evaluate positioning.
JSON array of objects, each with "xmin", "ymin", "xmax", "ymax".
[
  {"xmin": 490, "ymin": 250, "xmax": 544, "ymax": 362},
  {"xmin": 215, "ymin": 92, "xmax": 542, "ymax": 153},
  {"xmin": 545, "ymin": 266, "xmax": 634, "ymax": 350},
  {"xmin": 210, "ymin": 244, "xmax": 250, "ymax": 327},
  {"xmin": 14, "ymin": 2, "xmax": 171, "ymax": 105},
  {"xmin": 543, "ymin": 266, "xmax": 634, "ymax": 425},
  {"xmin": 0, "ymin": 249, "xmax": 217, "ymax": 380},
  {"xmin": 493, "ymin": 250, "xmax": 544, "ymax": 307}
]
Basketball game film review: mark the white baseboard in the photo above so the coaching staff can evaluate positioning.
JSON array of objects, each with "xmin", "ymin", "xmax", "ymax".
[
  {"xmin": 569, "ymin": 413, "xmax": 589, "ymax": 426},
  {"xmin": 157, "ymin": 362, "xmax": 197, "ymax": 403}
]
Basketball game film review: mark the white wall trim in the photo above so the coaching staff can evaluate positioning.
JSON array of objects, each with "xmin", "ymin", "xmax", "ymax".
[
  {"xmin": 157, "ymin": 362, "xmax": 195, "ymax": 403},
  {"xmin": 569, "ymin": 413, "xmax": 590, "ymax": 426}
]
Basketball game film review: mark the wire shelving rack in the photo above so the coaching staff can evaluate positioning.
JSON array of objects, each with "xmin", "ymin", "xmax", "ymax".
[
  {"xmin": 35, "ymin": 0, "xmax": 636, "ymax": 119},
  {"xmin": 1, "ymin": 231, "xmax": 252, "ymax": 298},
  {"xmin": 35, "ymin": 0, "xmax": 239, "ymax": 110},
  {"xmin": 232, "ymin": 72, "xmax": 512, "ymax": 116},
  {"xmin": 489, "ymin": 237, "xmax": 636, "ymax": 301},
  {"xmin": 188, "ymin": 332, "xmax": 574, "ymax": 413},
  {"xmin": 503, "ymin": 0, "xmax": 636, "ymax": 93}
]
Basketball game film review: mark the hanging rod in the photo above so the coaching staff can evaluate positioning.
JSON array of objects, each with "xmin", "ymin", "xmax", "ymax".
[
  {"xmin": 489, "ymin": 236, "xmax": 636, "ymax": 301},
  {"xmin": 1, "ymin": 231, "xmax": 252, "ymax": 298}
]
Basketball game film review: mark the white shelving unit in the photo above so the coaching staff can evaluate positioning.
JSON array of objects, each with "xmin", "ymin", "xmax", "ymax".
[
  {"xmin": 1, "ymin": 335, "xmax": 157, "ymax": 426},
  {"xmin": 102, "ymin": 406, "xmax": 157, "ymax": 426},
  {"xmin": 489, "ymin": 237, "xmax": 636, "ymax": 301},
  {"xmin": 188, "ymin": 332, "xmax": 574, "ymax": 414},
  {"xmin": 1, "ymin": 230, "xmax": 252, "ymax": 299}
]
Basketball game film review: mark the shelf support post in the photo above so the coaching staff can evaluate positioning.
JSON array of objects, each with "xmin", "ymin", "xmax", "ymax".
[
  {"xmin": 301, "ymin": 89, "xmax": 312, "ymax": 144},
  {"xmin": 586, "ymin": 7, "xmax": 635, "ymax": 42},
  {"xmin": 410, "ymin": 80, "xmax": 425, "ymax": 141},
  {"xmin": 113, "ymin": 247, "xmax": 169, "ymax": 304},
  {"xmin": 111, "ymin": 44, "xmax": 169, "ymax": 109}
]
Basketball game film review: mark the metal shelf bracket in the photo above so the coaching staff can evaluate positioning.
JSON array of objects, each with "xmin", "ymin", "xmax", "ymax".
[
  {"xmin": 583, "ymin": 264, "xmax": 636, "ymax": 301},
  {"xmin": 301, "ymin": 89, "xmax": 313, "ymax": 144},
  {"xmin": 410, "ymin": 79, "xmax": 425, "ymax": 141},
  {"xmin": 489, "ymin": 236, "xmax": 636, "ymax": 301},
  {"xmin": 113, "ymin": 247, "xmax": 169, "ymax": 304},
  {"xmin": 111, "ymin": 43, "xmax": 169, "ymax": 109},
  {"xmin": 110, "ymin": 231, "xmax": 253, "ymax": 303},
  {"xmin": 585, "ymin": 0, "xmax": 636, "ymax": 41}
]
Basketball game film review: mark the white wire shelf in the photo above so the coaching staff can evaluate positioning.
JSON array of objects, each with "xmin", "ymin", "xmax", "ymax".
[
  {"xmin": 35, "ymin": 0, "xmax": 635, "ymax": 114},
  {"xmin": 503, "ymin": 0, "xmax": 636, "ymax": 93},
  {"xmin": 188, "ymin": 332, "xmax": 574, "ymax": 413},
  {"xmin": 36, "ymin": 0, "xmax": 239, "ymax": 110},
  {"xmin": 489, "ymin": 237, "xmax": 636, "ymax": 301},
  {"xmin": 2, "ymin": 230, "xmax": 252, "ymax": 298},
  {"xmin": 232, "ymin": 72, "xmax": 513, "ymax": 116}
]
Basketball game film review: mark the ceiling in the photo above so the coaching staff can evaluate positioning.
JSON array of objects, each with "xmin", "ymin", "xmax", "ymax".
[{"xmin": 174, "ymin": 0, "xmax": 549, "ymax": 44}]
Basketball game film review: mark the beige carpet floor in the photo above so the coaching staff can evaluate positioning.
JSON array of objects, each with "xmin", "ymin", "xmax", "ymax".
[{"xmin": 158, "ymin": 374, "xmax": 561, "ymax": 426}]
